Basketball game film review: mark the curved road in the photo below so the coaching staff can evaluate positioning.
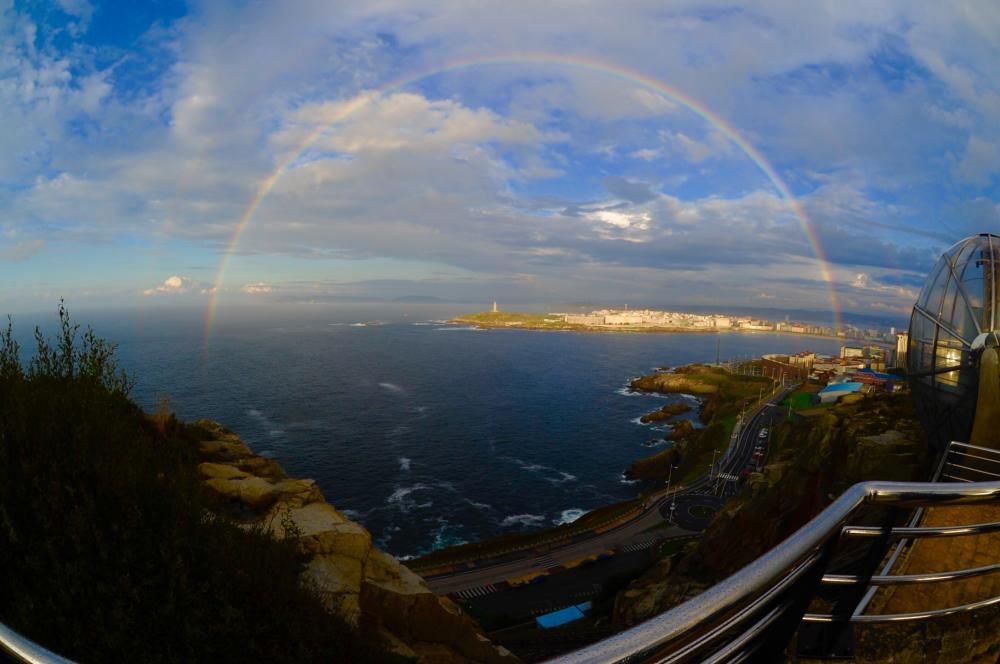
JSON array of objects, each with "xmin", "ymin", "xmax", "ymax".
[{"xmin": 423, "ymin": 382, "xmax": 795, "ymax": 596}]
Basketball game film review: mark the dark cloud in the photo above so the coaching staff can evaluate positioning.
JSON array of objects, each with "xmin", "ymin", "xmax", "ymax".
[{"xmin": 602, "ymin": 176, "xmax": 658, "ymax": 204}]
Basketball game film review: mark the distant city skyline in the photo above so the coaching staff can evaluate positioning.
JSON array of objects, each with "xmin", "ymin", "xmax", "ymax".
[{"xmin": 2, "ymin": 2, "xmax": 998, "ymax": 318}]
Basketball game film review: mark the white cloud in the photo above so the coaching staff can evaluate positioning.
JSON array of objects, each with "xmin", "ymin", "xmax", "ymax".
[
  {"xmin": 273, "ymin": 92, "xmax": 554, "ymax": 156},
  {"xmin": 2, "ymin": 0, "xmax": 998, "ymax": 316},
  {"xmin": 241, "ymin": 282, "xmax": 273, "ymax": 294},
  {"xmin": 142, "ymin": 276, "xmax": 212, "ymax": 296},
  {"xmin": 954, "ymin": 135, "xmax": 1000, "ymax": 186},
  {"xmin": 587, "ymin": 209, "xmax": 651, "ymax": 231},
  {"xmin": 661, "ymin": 130, "xmax": 733, "ymax": 164}
]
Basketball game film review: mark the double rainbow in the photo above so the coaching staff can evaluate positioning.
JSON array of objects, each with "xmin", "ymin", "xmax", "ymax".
[{"xmin": 204, "ymin": 54, "xmax": 842, "ymax": 349}]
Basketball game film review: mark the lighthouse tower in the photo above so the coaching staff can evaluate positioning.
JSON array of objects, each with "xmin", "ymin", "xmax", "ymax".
[{"xmin": 491, "ymin": 300, "xmax": 498, "ymax": 313}]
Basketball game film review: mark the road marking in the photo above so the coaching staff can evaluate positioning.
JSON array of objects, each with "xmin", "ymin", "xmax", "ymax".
[
  {"xmin": 455, "ymin": 583, "xmax": 497, "ymax": 599},
  {"xmin": 535, "ymin": 554, "xmax": 559, "ymax": 569},
  {"xmin": 621, "ymin": 532, "xmax": 671, "ymax": 553}
]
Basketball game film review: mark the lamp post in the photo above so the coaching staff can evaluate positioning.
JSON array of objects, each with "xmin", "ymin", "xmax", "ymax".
[{"xmin": 665, "ymin": 464, "xmax": 678, "ymax": 524}]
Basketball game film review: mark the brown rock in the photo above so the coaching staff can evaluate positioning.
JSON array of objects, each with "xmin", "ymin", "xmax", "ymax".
[{"xmin": 195, "ymin": 424, "xmax": 518, "ymax": 663}]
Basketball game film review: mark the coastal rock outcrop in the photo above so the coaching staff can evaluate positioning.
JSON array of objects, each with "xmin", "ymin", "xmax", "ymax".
[
  {"xmin": 628, "ymin": 373, "xmax": 718, "ymax": 395},
  {"xmin": 195, "ymin": 420, "xmax": 518, "ymax": 664},
  {"xmin": 614, "ymin": 394, "xmax": 931, "ymax": 628},
  {"xmin": 638, "ymin": 402, "xmax": 692, "ymax": 424}
]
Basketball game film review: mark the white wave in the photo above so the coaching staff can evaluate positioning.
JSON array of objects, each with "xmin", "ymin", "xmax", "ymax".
[
  {"xmin": 268, "ymin": 429, "xmax": 284, "ymax": 437},
  {"xmin": 464, "ymin": 497, "xmax": 493, "ymax": 511},
  {"xmin": 247, "ymin": 408, "xmax": 263, "ymax": 418},
  {"xmin": 350, "ymin": 322, "xmax": 367, "ymax": 327},
  {"xmin": 553, "ymin": 508, "xmax": 587, "ymax": 526},
  {"xmin": 501, "ymin": 457, "xmax": 578, "ymax": 485},
  {"xmin": 501, "ymin": 514, "xmax": 546, "ymax": 528},
  {"xmin": 258, "ymin": 449, "xmax": 275, "ymax": 458},
  {"xmin": 433, "ymin": 326, "xmax": 483, "ymax": 331},
  {"xmin": 430, "ymin": 480, "xmax": 493, "ymax": 511},
  {"xmin": 341, "ymin": 509, "xmax": 361, "ymax": 520},
  {"xmin": 387, "ymin": 484, "xmax": 434, "ymax": 513},
  {"xmin": 620, "ymin": 473, "xmax": 640, "ymax": 485},
  {"xmin": 642, "ymin": 439, "xmax": 668, "ymax": 448},
  {"xmin": 379, "ymin": 382, "xmax": 405, "ymax": 393},
  {"xmin": 630, "ymin": 416, "xmax": 652, "ymax": 426},
  {"xmin": 399, "ymin": 457, "xmax": 412, "ymax": 472},
  {"xmin": 615, "ymin": 386, "xmax": 670, "ymax": 398},
  {"xmin": 430, "ymin": 519, "xmax": 467, "ymax": 550}
]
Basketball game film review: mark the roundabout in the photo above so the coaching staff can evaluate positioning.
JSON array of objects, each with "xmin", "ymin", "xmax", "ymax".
[{"xmin": 660, "ymin": 493, "xmax": 725, "ymax": 531}]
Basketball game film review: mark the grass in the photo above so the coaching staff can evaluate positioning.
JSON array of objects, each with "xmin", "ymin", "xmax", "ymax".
[
  {"xmin": 0, "ymin": 304, "xmax": 388, "ymax": 663},
  {"xmin": 676, "ymin": 418, "xmax": 735, "ymax": 486},
  {"xmin": 780, "ymin": 388, "xmax": 820, "ymax": 411},
  {"xmin": 454, "ymin": 311, "xmax": 575, "ymax": 329}
]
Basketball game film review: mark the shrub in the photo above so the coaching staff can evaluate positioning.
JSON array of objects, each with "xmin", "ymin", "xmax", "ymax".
[{"xmin": 0, "ymin": 304, "xmax": 388, "ymax": 663}]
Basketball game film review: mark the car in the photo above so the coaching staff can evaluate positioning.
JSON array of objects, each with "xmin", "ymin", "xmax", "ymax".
[{"xmin": 758, "ymin": 428, "xmax": 768, "ymax": 438}]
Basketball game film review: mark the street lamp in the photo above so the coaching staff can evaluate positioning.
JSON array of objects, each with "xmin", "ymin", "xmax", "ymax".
[{"xmin": 666, "ymin": 464, "xmax": 678, "ymax": 524}]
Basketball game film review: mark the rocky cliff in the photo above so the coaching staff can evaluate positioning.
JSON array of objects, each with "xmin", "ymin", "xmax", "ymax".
[
  {"xmin": 614, "ymin": 394, "xmax": 931, "ymax": 626},
  {"xmin": 195, "ymin": 420, "xmax": 518, "ymax": 664}
]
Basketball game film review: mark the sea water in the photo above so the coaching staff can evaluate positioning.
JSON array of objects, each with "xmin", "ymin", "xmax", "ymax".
[{"xmin": 17, "ymin": 304, "xmax": 844, "ymax": 559}]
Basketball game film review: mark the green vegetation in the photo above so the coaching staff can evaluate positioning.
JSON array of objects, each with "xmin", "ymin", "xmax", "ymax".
[
  {"xmin": 613, "ymin": 392, "xmax": 932, "ymax": 626},
  {"xmin": 675, "ymin": 418, "xmax": 735, "ymax": 486},
  {"xmin": 627, "ymin": 365, "xmax": 773, "ymax": 484},
  {"xmin": 453, "ymin": 311, "xmax": 575, "ymax": 329},
  {"xmin": 779, "ymin": 385, "xmax": 824, "ymax": 412},
  {"xmin": 0, "ymin": 304, "xmax": 385, "ymax": 663}
]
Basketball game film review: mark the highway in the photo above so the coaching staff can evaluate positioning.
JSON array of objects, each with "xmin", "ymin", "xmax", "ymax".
[{"xmin": 423, "ymin": 381, "xmax": 796, "ymax": 597}]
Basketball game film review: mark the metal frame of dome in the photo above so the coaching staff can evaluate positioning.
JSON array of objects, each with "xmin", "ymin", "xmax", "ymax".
[{"xmin": 907, "ymin": 233, "xmax": 999, "ymax": 451}]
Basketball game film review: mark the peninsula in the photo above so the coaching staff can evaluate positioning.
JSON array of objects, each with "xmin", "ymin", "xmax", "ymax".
[{"xmin": 452, "ymin": 308, "xmax": 899, "ymax": 345}]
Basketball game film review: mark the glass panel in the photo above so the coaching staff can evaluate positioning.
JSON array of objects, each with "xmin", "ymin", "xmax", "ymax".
[
  {"xmin": 951, "ymin": 294, "xmax": 980, "ymax": 341},
  {"xmin": 934, "ymin": 345, "xmax": 963, "ymax": 386},
  {"xmin": 941, "ymin": 276, "xmax": 961, "ymax": 329},
  {"xmin": 955, "ymin": 238, "xmax": 979, "ymax": 274},
  {"xmin": 924, "ymin": 259, "xmax": 951, "ymax": 317},
  {"xmin": 917, "ymin": 259, "xmax": 947, "ymax": 309}
]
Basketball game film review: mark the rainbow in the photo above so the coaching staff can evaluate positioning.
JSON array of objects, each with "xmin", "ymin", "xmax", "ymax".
[{"xmin": 204, "ymin": 53, "xmax": 843, "ymax": 349}]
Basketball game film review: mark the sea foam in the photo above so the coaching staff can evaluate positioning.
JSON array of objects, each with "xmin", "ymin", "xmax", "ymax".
[
  {"xmin": 500, "ymin": 514, "xmax": 546, "ymax": 528},
  {"xmin": 553, "ymin": 509, "xmax": 587, "ymax": 526}
]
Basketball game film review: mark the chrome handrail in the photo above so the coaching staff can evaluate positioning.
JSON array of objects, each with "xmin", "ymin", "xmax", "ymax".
[
  {"xmin": 547, "ymin": 478, "xmax": 1000, "ymax": 664},
  {"xmin": 0, "ymin": 623, "xmax": 74, "ymax": 664}
]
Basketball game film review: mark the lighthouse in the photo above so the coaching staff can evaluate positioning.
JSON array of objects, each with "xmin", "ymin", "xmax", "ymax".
[{"xmin": 491, "ymin": 300, "xmax": 498, "ymax": 313}]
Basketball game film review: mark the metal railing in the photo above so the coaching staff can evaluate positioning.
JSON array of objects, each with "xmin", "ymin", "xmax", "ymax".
[
  {"xmin": 6, "ymin": 444, "xmax": 1000, "ymax": 664},
  {"xmin": 548, "ymin": 441, "xmax": 1000, "ymax": 664},
  {"xmin": 0, "ymin": 623, "xmax": 73, "ymax": 664}
]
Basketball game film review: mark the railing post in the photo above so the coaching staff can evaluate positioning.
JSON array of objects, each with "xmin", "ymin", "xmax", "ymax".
[
  {"xmin": 750, "ymin": 530, "xmax": 842, "ymax": 663},
  {"xmin": 802, "ymin": 507, "xmax": 900, "ymax": 659}
]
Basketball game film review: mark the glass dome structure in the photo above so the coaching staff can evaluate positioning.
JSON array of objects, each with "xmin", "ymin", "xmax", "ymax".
[{"xmin": 907, "ymin": 233, "xmax": 1000, "ymax": 450}]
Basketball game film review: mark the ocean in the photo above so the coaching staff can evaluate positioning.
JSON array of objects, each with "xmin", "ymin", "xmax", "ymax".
[{"xmin": 14, "ymin": 304, "xmax": 845, "ymax": 559}]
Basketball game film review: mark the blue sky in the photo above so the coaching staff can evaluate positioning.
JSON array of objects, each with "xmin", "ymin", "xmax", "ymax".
[{"xmin": 1, "ymin": 1, "xmax": 998, "ymax": 317}]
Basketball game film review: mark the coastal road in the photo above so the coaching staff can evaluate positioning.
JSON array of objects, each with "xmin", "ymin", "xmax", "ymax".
[{"xmin": 424, "ymin": 382, "xmax": 796, "ymax": 596}]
